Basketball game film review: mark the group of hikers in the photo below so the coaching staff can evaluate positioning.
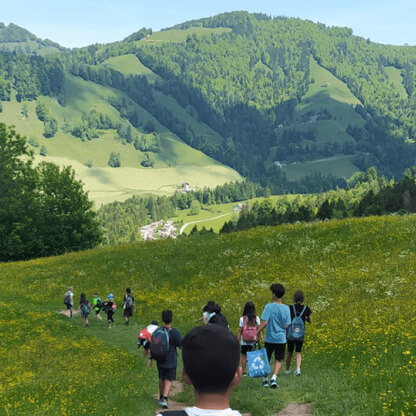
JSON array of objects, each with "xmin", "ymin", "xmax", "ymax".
[
  {"xmin": 63, "ymin": 287, "xmax": 135, "ymax": 328},
  {"xmin": 63, "ymin": 283, "xmax": 311, "ymax": 416}
]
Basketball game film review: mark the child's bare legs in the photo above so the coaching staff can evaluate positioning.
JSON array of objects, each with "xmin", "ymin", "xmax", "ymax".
[
  {"xmin": 272, "ymin": 359, "xmax": 282, "ymax": 377},
  {"xmin": 296, "ymin": 352, "xmax": 302, "ymax": 370},
  {"xmin": 241, "ymin": 354, "xmax": 247, "ymax": 374}
]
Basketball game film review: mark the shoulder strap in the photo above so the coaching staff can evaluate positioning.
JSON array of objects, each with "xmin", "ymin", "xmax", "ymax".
[
  {"xmin": 299, "ymin": 306, "xmax": 307, "ymax": 318},
  {"xmin": 292, "ymin": 304, "xmax": 297, "ymax": 317},
  {"xmin": 160, "ymin": 411, "xmax": 187, "ymax": 416}
]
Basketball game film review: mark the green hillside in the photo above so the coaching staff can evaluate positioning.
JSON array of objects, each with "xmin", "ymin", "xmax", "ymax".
[
  {"xmin": 1, "ymin": 215, "xmax": 415, "ymax": 415},
  {"xmin": 0, "ymin": 72, "xmax": 240, "ymax": 205},
  {"xmin": 2, "ymin": 12, "xmax": 416, "ymax": 195}
]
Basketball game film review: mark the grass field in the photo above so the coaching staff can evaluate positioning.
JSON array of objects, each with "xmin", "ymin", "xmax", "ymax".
[
  {"xmin": 102, "ymin": 54, "xmax": 162, "ymax": 83},
  {"xmin": 283, "ymin": 154, "xmax": 359, "ymax": 182},
  {"xmin": 1, "ymin": 215, "xmax": 416, "ymax": 415},
  {"xmin": 274, "ymin": 58, "xmax": 364, "ymax": 180},
  {"xmin": 0, "ymin": 72, "xmax": 240, "ymax": 205},
  {"xmin": 173, "ymin": 196, "xmax": 290, "ymax": 234},
  {"xmin": 384, "ymin": 66, "xmax": 408, "ymax": 99}
]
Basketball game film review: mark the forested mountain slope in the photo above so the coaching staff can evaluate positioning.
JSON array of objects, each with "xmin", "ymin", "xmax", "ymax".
[{"xmin": 1, "ymin": 12, "xmax": 416, "ymax": 196}]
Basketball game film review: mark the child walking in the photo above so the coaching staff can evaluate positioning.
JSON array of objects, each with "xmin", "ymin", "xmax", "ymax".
[
  {"xmin": 237, "ymin": 301, "xmax": 261, "ymax": 376},
  {"xmin": 285, "ymin": 290, "xmax": 312, "ymax": 376}
]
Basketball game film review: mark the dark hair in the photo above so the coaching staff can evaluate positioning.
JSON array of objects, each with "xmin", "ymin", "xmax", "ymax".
[
  {"xmin": 151, "ymin": 320, "xmax": 158, "ymax": 325},
  {"xmin": 126, "ymin": 288, "xmax": 131, "ymax": 294},
  {"xmin": 242, "ymin": 301, "xmax": 256, "ymax": 325},
  {"xmin": 294, "ymin": 291, "xmax": 304, "ymax": 304},
  {"xmin": 203, "ymin": 300, "xmax": 215, "ymax": 313},
  {"xmin": 162, "ymin": 310, "xmax": 173, "ymax": 324},
  {"xmin": 80, "ymin": 293, "xmax": 87, "ymax": 303},
  {"xmin": 270, "ymin": 283, "xmax": 285, "ymax": 299},
  {"xmin": 182, "ymin": 325, "xmax": 240, "ymax": 393}
]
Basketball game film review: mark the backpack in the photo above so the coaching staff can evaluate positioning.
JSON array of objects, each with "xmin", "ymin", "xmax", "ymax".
[
  {"xmin": 63, "ymin": 294, "xmax": 71, "ymax": 305},
  {"xmin": 150, "ymin": 327, "xmax": 170, "ymax": 363},
  {"xmin": 80, "ymin": 303, "xmax": 91, "ymax": 315},
  {"xmin": 95, "ymin": 297, "xmax": 102, "ymax": 309},
  {"xmin": 124, "ymin": 295, "xmax": 133, "ymax": 309},
  {"xmin": 287, "ymin": 305, "xmax": 306, "ymax": 341},
  {"xmin": 208, "ymin": 313, "xmax": 229, "ymax": 329},
  {"xmin": 242, "ymin": 316, "xmax": 258, "ymax": 343},
  {"xmin": 138, "ymin": 328, "xmax": 151, "ymax": 341}
]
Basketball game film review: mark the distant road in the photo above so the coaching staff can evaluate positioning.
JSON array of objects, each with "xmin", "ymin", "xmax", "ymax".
[{"xmin": 179, "ymin": 213, "xmax": 233, "ymax": 234}]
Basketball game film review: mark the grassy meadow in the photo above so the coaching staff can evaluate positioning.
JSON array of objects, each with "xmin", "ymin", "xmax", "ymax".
[
  {"xmin": 277, "ymin": 58, "xmax": 363, "ymax": 180},
  {"xmin": 1, "ymin": 215, "xmax": 416, "ymax": 415}
]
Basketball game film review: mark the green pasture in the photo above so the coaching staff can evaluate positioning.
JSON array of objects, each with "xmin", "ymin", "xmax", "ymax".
[
  {"xmin": 384, "ymin": 66, "xmax": 408, "ymax": 99},
  {"xmin": 283, "ymin": 154, "xmax": 360, "ymax": 181},
  {"xmin": 139, "ymin": 27, "xmax": 232, "ymax": 43},
  {"xmin": 1, "ymin": 215, "xmax": 416, "ymax": 415},
  {"xmin": 102, "ymin": 54, "xmax": 162, "ymax": 83},
  {"xmin": 173, "ymin": 196, "xmax": 289, "ymax": 234},
  {"xmin": 0, "ymin": 73, "xmax": 241, "ymax": 205}
]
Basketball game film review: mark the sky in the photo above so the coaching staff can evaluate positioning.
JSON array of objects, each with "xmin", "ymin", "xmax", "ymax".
[{"xmin": 1, "ymin": 0, "xmax": 415, "ymax": 48}]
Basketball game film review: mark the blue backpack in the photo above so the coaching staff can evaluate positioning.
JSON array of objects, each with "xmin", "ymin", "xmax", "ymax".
[{"xmin": 287, "ymin": 305, "xmax": 306, "ymax": 341}]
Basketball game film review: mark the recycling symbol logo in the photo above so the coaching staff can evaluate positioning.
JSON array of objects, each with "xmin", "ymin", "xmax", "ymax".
[{"xmin": 251, "ymin": 355, "xmax": 265, "ymax": 370}]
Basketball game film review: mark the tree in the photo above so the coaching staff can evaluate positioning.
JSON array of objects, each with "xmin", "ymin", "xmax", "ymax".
[
  {"xmin": 0, "ymin": 124, "xmax": 39, "ymax": 260},
  {"xmin": 0, "ymin": 123, "xmax": 102, "ymax": 261},
  {"xmin": 190, "ymin": 200, "xmax": 201, "ymax": 215},
  {"xmin": 108, "ymin": 152, "xmax": 121, "ymax": 167},
  {"xmin": 35, "ymin": 162, "xmax": 102, "ymax": 256}
]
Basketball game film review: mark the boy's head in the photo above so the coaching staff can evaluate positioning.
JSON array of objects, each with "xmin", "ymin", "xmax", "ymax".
[
  {"xmin": 126, "ymin": 288, "xmax": 131, "ymax": 294},
  {"xmin": 162, "ymin": 310, "xmax": 173, "ymax": 324},
  {"xmin": 294, "ymin": 290, "xmax": 304, "ymax": 303},
  {"xmin": 270, "ymin": 283, "xmax": 285, "ymax": 299},
  {"xmin": 182, "ymin": 325, "xmax": 241, "ymax": 393}
]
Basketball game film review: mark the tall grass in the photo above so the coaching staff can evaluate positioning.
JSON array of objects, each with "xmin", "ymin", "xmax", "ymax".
[{"xmin": 1, "ymin": 215, "xmax": 415, "ymax": 415}]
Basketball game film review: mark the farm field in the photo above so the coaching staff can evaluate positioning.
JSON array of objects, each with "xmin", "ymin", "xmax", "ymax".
[
  {"xmin": 0, "ymin": 72, "xmax": 239, "ymax": 205},
  {"xmin": 1, "ymin": 215, "xmax": 415, "ymax": 415},
  {"xmin": 173, "ymin": 195, "xmax": 290, "ymax": 234},
  {"xmin": 33, "ymin": 155, "xmax": 241, "ymax": 206}
]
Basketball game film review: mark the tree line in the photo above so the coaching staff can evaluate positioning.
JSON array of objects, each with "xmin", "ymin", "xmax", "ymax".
[{"xmin": 219, "ymin": 167, "xmax": 416, "ymax": 234}]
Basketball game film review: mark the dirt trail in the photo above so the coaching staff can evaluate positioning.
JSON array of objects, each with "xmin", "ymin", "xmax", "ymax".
[{"xmin": 155, "ymin": 381, "xmax": 313, "ymax": 415}]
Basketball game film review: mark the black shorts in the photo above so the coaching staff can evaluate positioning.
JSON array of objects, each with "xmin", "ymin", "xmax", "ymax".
[
  {"xmin": 138, "ymin": 339, "xmax": 150, "ymax": 351},
  {"xmin": 287, "ymin": 340, "xmax": 304, "ymax": 353},
  {"xmin": 95, "ymin": 309, "xmax": 101, "ymax": 315},
  {"xmin": 66, "ymin": 303, "xmax": 73, "ymax": 310},
  {"xmin": 265, "ymin": 342, "xmax": 286, "ymax": 361},
  {"xmin": 123, "ymin": 307, "xmax": 133, "ymax": 318},
  {"xmin": 241, "ymin": 344, "xmax": 256, "ymax": 355},
  {"xmin": 157, "ymin": 366, "xmax": 177, "ymax": 381}
]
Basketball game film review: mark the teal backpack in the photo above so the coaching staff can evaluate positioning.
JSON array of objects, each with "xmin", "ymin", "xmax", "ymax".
[{"xmin": 287, "ymin": 305, "xmax": 306, "ymax": 341}]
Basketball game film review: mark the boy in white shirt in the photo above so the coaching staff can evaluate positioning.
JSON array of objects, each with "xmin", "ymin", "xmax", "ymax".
[{"xmin": 157, "ymin": 325, "xmax": 242, "ymax": 416}]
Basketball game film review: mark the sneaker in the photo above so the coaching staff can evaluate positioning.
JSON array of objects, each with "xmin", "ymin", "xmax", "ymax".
[
  {"xmin": 262, "ymin": 379, "xmax": 269, "ymax": 388},
  {"xmin": 158, "ymin": 398, "xmax": 168, "ymax": 409},
  {"xmin": 270, "ymin": 378, "xmax": 278, "ymax": 389},
  {"xmin": 285, "ymin": 370, "xmax": 291, "ymax": 375},
  {"xmin": 243, "ymin": 372, "xmax": 247, "ymax": 377},
  {"xmin": 294, "ymin": 369, "xmax": 301, "ymax": 376}
]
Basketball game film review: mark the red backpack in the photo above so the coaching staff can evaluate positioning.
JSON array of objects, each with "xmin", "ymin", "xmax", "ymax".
[{"xmin": 242, "ymin": 316, "xmax": 258, "ymax": 342}]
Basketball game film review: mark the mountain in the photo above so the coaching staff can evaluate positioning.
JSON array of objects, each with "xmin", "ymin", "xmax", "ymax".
[
  {"xmin": 0, "ymin": 22, "xmax": 65, "ymax": 55},
  {"xmin": 1, "ymin": 12, "xmax": 416, "ymax": 201}
]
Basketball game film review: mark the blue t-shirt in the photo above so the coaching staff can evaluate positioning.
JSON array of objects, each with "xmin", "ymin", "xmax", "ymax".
[{"xmin": 261, "ymin": 302, "xmax": 291, "ymax": 344}]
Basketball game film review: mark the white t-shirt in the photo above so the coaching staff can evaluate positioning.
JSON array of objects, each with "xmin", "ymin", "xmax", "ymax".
[
  {"xmin": 157, "ymin": 407, "xmax": 242, "ymax": 416},
  {"xmin": 66, "ymin": 290, "xmax": 73, "ymax": 305},
  {"xmin": 146, "ymin": 324, "xmax": 158, "ymax": 335},
  {"xmin": 239, "ymin": 316, "xmax": 260, "ymax": 345}
]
